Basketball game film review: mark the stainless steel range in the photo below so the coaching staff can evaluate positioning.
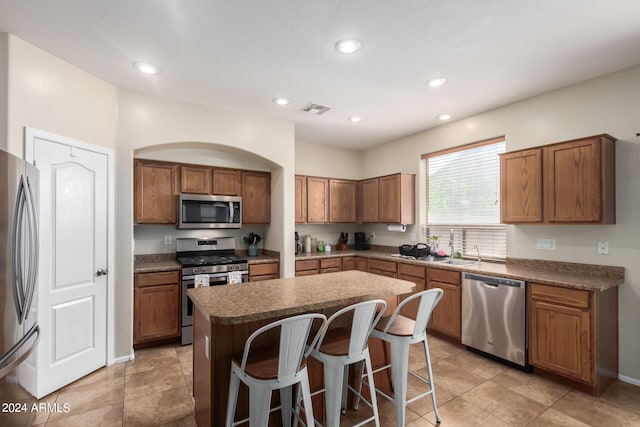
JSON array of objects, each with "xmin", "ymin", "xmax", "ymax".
[{"xmin": 177, "ymin": 237, "xmax": 248, "ymax": 345}]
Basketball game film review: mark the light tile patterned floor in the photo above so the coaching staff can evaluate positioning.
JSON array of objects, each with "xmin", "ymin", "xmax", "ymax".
[{"xmin": 32, "ymin": 335, "xmax": 640, "ymax": 426}]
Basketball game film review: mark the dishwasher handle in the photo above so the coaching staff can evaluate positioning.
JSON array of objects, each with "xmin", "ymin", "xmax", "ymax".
[{"xmin": 463, "ymin": 272, "xmax": 525, "ymax": 288}]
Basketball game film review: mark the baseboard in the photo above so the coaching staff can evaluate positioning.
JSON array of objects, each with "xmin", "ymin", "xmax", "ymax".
[
  {"xmin": 110, "ymin": 351, "xmax": 134, "ymax": 365},
  {"xmin": 619, "ymin": 374, "xmax": 640, "ymax": 387}
]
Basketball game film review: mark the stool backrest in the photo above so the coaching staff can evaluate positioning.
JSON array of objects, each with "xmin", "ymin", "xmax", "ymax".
[
  {"xmin": 386, "ymin": 289, "xmax": 444, "ymax": 339},
  {"xmin": 315, "ymin": 299, "xmax": 387, "ymax": 358},
  {"xmin": 240, "ymin": 313, "xmax": 327, "ymax": 381}
]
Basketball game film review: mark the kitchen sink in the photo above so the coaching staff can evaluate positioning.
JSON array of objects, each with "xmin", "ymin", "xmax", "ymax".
[{"xmin": 434, "ymin": 258, "xmax": 480, "ymax": 266}]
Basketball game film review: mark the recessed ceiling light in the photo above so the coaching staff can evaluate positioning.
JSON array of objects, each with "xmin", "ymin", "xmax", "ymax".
[
  {"xmin": 348, "ymin": 116, "xmax": 362, "ymax": 123},
  {"xmin": 438, "ymin": 114, "xmax": 451, "ymax": 121},
  {"xmin": 272, "ymin": 97, "xmax": 291, "ymax": 106},
  {"xmin": 133, "ymin": 62, "xmax": 160, "ymax": 75},
  {"xmin": 426, "ymin": 77, "xmax": 447, "ymax": 88},
  {"xmin": 335, "ymin": 39, "xmax": 362, "ymax": 54}
]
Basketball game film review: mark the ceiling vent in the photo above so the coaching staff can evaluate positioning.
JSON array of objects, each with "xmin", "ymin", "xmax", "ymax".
[{"xmin": 300, "ymin": 102, "xmax": 331, "ymax": 115}]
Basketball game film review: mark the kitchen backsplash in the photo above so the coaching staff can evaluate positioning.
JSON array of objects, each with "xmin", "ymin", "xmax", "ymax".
[{"xmin": 133, "ymin": 224, "xmax": 268, "ymax": 255}]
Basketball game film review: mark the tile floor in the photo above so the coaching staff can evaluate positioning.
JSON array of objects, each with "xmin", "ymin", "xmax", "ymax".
[{"xmin": 31, "ymin": 335, "xmax": 640, "ymax": 426}]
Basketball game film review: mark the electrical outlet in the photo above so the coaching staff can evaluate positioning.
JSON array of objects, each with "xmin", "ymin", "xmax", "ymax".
[
  {"xmin": 164, "ymin": 235, "xmax": 172, "ymax": 245},
  {"xmin": 536, "ymin": 238, "xmax": 556, "ymax": 250},
  {"xmin": 597, "ymin": 241, "xmax": 609, "ymax": 255},
  {"xmin": 369, "ymin": 232, "xmax": 375, "ymax": 239}
]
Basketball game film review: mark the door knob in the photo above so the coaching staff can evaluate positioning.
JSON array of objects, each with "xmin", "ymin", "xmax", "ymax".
[{"xmin": 96, "ymin": 268, "xmax": 108, "ymax": 276}]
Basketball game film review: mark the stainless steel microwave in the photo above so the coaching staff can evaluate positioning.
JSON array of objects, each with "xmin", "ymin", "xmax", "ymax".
[{"xmin": 177, "ymin": 194, "xmax": 242, "ymax": 229}]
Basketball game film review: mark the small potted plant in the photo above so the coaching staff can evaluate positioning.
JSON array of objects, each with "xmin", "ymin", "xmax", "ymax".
[{"xmin": 243, "ymin": 232, "xmax": 262, "ymax": 257}]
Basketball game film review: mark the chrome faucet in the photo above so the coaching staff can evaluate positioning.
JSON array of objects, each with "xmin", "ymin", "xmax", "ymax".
[
  {"xmin": 474, "ymin": 244, "xmax": 482, "ymax": 263},
  {"xmin": 449, "ymin": 228, "xmax": 455, "ymax": 259}
]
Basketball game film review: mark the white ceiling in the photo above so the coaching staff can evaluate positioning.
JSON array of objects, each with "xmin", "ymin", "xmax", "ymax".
[{"xmin": 1, "ymin": 1, "xmax": 640, "ymax": 150}]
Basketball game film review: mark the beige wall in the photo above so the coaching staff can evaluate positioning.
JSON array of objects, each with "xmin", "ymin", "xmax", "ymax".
[
  {"xmin": 0, "ymin": 34, "xmax": 8, "ymax": 147},
  {"xmin": 5, "ymin": 35, "xmax": 116, "ymax": 156},
  {"xmin": 362, "ymin": 65, "xmax": 640, "ymax": 382},
  {"xmin": 295, "ymin": 140, "xmax": 363, "ymax": 179}
]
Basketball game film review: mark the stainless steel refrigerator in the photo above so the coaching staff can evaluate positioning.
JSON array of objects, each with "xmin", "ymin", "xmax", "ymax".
[{"xmin": 0, "ymin": 149, "xmax": 40, "ymax": 426}]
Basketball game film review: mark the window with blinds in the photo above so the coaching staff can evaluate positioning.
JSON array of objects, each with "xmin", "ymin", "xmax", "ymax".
[{"xmin": 420, "ymin": 137, "xmax": 506, "ymax": 260}]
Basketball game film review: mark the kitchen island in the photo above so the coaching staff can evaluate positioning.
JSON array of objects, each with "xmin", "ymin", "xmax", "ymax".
[{"xmin": 188, "ymin": 270, "xmax": 415, "ymax": 427}]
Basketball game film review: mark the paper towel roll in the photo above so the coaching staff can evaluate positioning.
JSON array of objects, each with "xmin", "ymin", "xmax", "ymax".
[{"xmin": 387, "ymin": 224, "xmax": 407, "ymax": 232}]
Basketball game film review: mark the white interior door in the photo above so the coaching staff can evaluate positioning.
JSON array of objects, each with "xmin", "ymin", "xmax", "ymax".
[{"xmin": 24, "ymin": 131, "xmax": 110, "ymax": 398}]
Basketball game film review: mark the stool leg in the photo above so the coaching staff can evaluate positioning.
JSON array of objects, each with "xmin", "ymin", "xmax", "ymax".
[
  {"xmin": 249, "ymin": 384, "xmax": 271, "ymax": 427},
  {"xmin": 353, "ymin": 360, "xmax": 364, "ymax": 411},
  {"xmin": 341, "ymin": 365, "xmax": 349, "ymax": 414},
  {"xmin": 280, "ymin": 386, "xmax": 293, "ymax": 427},
  {"xmin": 225, "ymin": 369, "xmax": 240, "ymax": 427},
  {"xmin": 323, "ymin": 359, "xmax": 344, "ymax": 427},
  {"xmin": 299, "ymin": 373, "xmax": 315, "ymax": 427},
  {"xmin": 389, "ymin": 340, "xmax": 410, "ymax": 427},
  {"xmin": 364, "ymin": 352, "xmax": 381, "ymax": 427},
  {"xmin": 422, "ymin": 339, "xmax": 440, "ymax": 424}
]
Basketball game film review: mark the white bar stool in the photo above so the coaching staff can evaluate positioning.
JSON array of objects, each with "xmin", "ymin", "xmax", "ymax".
[
  {"xmin": 301, "ymin": 299, "xmax": 387, "ymax": 427},
  {"xmin": 357, "ymin": 288, "xmax": 444, "ymax": 426},
  {"xmin": 225, "ymin": 313, "xmax": 327, "ymax": 427}
]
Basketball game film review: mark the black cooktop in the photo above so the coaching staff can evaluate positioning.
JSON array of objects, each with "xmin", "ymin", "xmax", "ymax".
[{"xmin": 177, "ymin": 254, "xmax": 247, "ymax": 267}]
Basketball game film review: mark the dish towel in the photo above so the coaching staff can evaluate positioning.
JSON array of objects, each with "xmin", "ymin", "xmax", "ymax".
[
  {"xmin": 228, "ymin": 271, "xmax": 242, "ymax": 284},
  {"xmin": 194, "ymin": 274, "xmax": 209, "ymax": 288}
]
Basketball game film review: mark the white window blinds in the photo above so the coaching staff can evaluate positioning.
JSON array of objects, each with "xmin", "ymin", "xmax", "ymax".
[{"xmin": 421, "ymin": 137, "xmax": 506, "ymax": 260}]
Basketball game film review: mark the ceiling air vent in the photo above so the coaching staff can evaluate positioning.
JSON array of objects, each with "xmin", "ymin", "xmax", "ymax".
[{"xmin": 300, "ymin": 102, "xmax": 331, "ymax": 115}]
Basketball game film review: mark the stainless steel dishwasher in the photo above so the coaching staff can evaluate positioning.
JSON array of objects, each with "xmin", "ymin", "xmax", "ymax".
[{"xmin": 461, "ymin": 272, "xmax": 529, "ymax": 369}]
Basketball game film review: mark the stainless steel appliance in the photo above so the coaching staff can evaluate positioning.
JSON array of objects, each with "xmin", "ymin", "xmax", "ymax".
[
  {"xmin": 177, "ymin": 194, "xmax": 241, "ymax": 229},
  {"xmin": 461, "ymin": 272, "xmax": 529, "ymax": 369},
  {"xmin": 1, "ymin": 149, "xmax": 40, "ymax": 426},
  {"xmin": 176, "ymin": 237, "xmax": 248, "ymax": 345}
]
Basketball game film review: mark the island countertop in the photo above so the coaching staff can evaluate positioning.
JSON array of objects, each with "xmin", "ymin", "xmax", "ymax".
[{"xmin": 187, "ymin": 270, "xmax": 415, "ymax": 325}]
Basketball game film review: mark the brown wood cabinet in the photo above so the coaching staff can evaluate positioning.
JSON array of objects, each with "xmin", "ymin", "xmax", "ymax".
[
  {"xmin": 329, "ymin": 179, "xmax": 357, "ymax": 223},
  {"xmin": 134, "ymin": 160, "xmax": 178, "ymax": 224},
  {"xmin": 500, "ymin": 134, "xmax": 616, "ymax": 224},
  {"xmin": 134, "ymin": 271, "xmax": 180, "ymax": 345},
  {"xmin": 426, "ymin": 267, "xmax": 461, "ymax": 340},
  {"xmin": 378, "ymin": 173, "xmax": 415, "ymax": 224},
  {"xmin": 180, "ymin": 165, "xmax": 212, "ymax": 194},
  {"xmin": 295, "ymin": 259, "xmax": 319, "ymax": 276},
  {"xmin": 306, "ymin": 177, "xmax": 329, "ymax": 223},
  {"xmin": 359, "ymin": 178, "xmax": 379, "ymax": 223},
  {"xmin": 342, "ymin": 257, "xmax": 368, "ymax": 272},
  {"xmin": 500, "ymin": 149, "xmax": 542, "ymax": 223},
  {"xmin": 213, "ymin": 168, "xmax": 241, "ymax": 196},
  {"xmin": 241, "ymin": 171, "xmax": 270, "ymax": 224},
  {"xmin": 368, "ymin": 259, "xmax": 397, "ymax": 278},
  {"xmin": 319, "ymin": 257, "xmax": 342, "ymax": 274},
  {"xmin": 295, "ymin": 175, "xmax": 307, "ymax": 223},
  {"xmin": 528, "ymin": 283, "xmax": 618, "ymax": 395},
  {"xmin": 248, "ymin": 262, "xmax": 279, "ymax": 282},
  {"xmin": 398, "ymin": 263, "xmax": 426, "ymax": 320}
]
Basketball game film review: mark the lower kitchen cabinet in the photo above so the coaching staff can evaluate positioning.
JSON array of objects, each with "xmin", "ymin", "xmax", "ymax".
[
  {"xmin": 248, "ymin": 262, "xmax": 280, "ymax": 281},
  {"xmin": 426, "ymin": 267, "xmax": 461, "ymax": 341},
  {"xmin": 295, "ymin": 259, "xmax": 319, "ymax": 276},
  {"xmin": 528, "ymin": 282, "xmax": 618, "ymax": 395},
  {"xmin": 368, "ymin": 259, "xmax": 397, "ymax": 278},
  {"xmin": 342, "ymin": 256, "xmax": 368, "ymax": 272},
  {"xmin": 319, "ymin": 257, "xmax": 342, "ymax": 273},
  {"xmin": 398, "ymin": 263, "xmax": 426, "ymax": 320},
  {"xmin": 134, "ymin": 271, "xmax": 180, "ymax": 345}
]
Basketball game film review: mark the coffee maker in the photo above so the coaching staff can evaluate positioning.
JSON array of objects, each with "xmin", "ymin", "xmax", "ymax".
[
  {"xmin": 295, "ymin": 231, "xmax": 302, "ymax": 254},
  {"xmin": 354, "ymin": 232, "xmax": 368, "ymax": 250}
]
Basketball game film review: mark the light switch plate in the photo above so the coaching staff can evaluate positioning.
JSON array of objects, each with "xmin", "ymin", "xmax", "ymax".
[
  {"xmin": 597, "ymin": 241, "xmax": 609, "ymax": 255},
  {"xmin": 536, "ymin": 238, "xmax": 556, "ymax": 250}
]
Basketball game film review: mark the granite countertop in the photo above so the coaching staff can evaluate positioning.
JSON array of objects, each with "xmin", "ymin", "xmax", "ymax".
[
  {"xmin": 295, "ymin": 250, "xmax": 625, "ymax": 292},
  {"xmin": 134, "ymin": 251, "xmax": 280, "ymax": 273},
  {"xmin": 187, "ymin": 270, "xmax": 414, "ymax": 324}
]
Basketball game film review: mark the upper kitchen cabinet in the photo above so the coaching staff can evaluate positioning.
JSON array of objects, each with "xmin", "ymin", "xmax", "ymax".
[
  {"xmin": 241, "ymin": 171, "xmax": 271, "ymax": 224},
  {"xmin": 544, "ymin": 135, "xmax": 615, "ymax": 223},
  {"xmin": 306, "ymin": 177, "xmax": 329, "ymax": 223},
  {"xmin": 500, "ymin": 135, "xmax": 616, "ymax": 224},
  {"xmin": 180, "ymin": 165, "xmax": 212, "ymax": 194},
  {"xmin": 378, "ymin": 173, "xmax": 415, "ymax": 224},
  {"xmin": 134, "ymin": 159, "xmax": 178, "ymax": 224},
  {"xmin": 500, "ymin": 149, "xmax": 543, "ymax": 223},
  {"xmin": 329, "ymin": 179, "xmax": 357, "ymax": 223},
  {"xmin": 294, "ymin": 175, "xmax": 307, "ymax": 223},
  {"xmin": 213, "ymin": 168, "xmax": 241, "ymax": 196},
  {"xmin": 359, "ymin": 178, "xmax": 379, "ymax": 223}
]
